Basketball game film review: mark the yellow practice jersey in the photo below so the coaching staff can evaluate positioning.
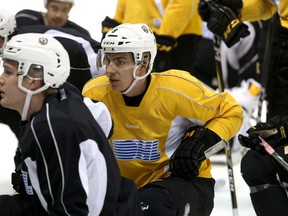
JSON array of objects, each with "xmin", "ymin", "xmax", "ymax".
[
  {"xmin": 83, "ymin": 70, "xmax": 243, "ymax": 188},
  {"xmin": 114, "ymin": 0, "xmax": 202, "ymax": 38},
  {"xmin": 242, "ymin": 0, "xmax": 288, "ymax": 28},
  {"xmin": 114, "ymin": 0, "xmax": 145, "ymax": 24}
]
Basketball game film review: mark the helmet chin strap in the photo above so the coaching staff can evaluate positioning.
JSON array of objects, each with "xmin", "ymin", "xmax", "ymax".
[
  {"xmin": 18, "ymin": 76, "xmax": 50, "ymax": 120},
  {"xmin": 120, "ymin": 63, "xmax": 151, "ymax": 95},
  {"xmin": 21, "ymin": 91, "xmax": 33, "ymax": 121}
]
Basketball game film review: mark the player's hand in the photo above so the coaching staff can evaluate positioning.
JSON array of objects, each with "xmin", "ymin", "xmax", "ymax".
[
  {"xmin": 198, "ymin": 0, "xmax": 249, "ymax": 48},
  {"xmin": 242, "ymin": 115, "xmax": 288, "ymax": 148},
  {"xmin": 153, "ymin": 34, "xmax": 176, "ymax": 72},
  {"xmin": 239, "ymin": 115, "xmax": 288, "ymax": 152},
  {"xmin": 214, "ymin": 0, "xmax": 243, "ymax": 16},
  {"xmin": 198, "ymin": 0, "xmax": 243, "ymax": 20},
  {"xmin": 169, "ymin": 126, "xmax": 221, "ymax": 180},
  {"xmin": 101, "ymin": 16, "xmax": 120, "ymax": 40},
  {"xmin": 238, "ymin": 134, "xmax": 265, "ymax": 152}
]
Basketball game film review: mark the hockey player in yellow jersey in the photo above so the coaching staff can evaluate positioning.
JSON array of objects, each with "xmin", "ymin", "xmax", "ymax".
[
  {"xmin": 83, "ymin": 23, "xmax": 243, "ymax": 215},
  {"xmin": 102, "ymin": 0, "xmax": 203, "ymax": 74}
]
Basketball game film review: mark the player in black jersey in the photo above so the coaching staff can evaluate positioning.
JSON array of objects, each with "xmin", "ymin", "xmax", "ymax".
[
  {"xmin": 0, "ymin": 8, "xmax": 102, "ymax": 140},
  {"xmin": 0, "ymin": 33, "xmax": 141, "ymax": 216},
  {"xmin": 16, "ymin": 0, "xmax": 90, "ymax": 36}
]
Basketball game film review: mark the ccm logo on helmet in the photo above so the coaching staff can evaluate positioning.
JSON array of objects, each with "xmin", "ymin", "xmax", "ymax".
[{"xmin": 103, "ymin": 42, "xmax": 115, "ymax": 45}]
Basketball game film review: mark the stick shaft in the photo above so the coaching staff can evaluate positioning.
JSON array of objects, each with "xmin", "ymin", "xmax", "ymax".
[
  {"xmin": 259, "ymin": 136, "xmax": 288, "ymax": 172},
  {"xmin": 213, "ymin": 35, "xmax": 238, "ymax": 215},
  {"xmin": 256, "ymin": 17, "xmax": 275, "ymax": 122}
]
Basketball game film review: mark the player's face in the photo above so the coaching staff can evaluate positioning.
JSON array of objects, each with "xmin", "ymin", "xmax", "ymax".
[
  {"xmin": 104, "ymin": 52, "xmax": 136, "ymax": 93},
  {"xmin": 0, "ymin": 59, "xmax": 28, "ymax": 113},
  {"xmin": 45, "ymin": 1, "xmax": 72, "ymax": 27}
]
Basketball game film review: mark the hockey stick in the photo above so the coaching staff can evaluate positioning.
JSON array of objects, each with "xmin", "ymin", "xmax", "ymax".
[
  {"xmin": 258, "ymin": 136, "xmax": 288, "ymax": 172},
  {"xmin": 213, "ymin": 34, "xmax": 239, "ymax": 216},
  {"xmin": 256, "ymin": 18, "xmax": 275, "ymax": 123},
  {"xmin": 198, "ymin": 140, "xmax": 228, "ymax": 162}
]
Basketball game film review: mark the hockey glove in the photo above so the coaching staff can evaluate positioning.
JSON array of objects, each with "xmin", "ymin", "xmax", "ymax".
[
  {"xmin": 198, "ymin": 1, "xmax": 249, "ymax": 48},
  {"xmin": 169, "ymin": 126, "xmax": 221, "ymax": 180},
  {"xmin": 238, "ymin": 134, "xmax": 265, "ymax": 153},
  {"xmin": 101, "ymin": 16, "xmax": 120, "ymax": 40},
  {"xmin": 198, "ymin": 0, "xmax": 243, "ymax": 21},
  {"xmin": 198, "ymin": 1, "xmax": 210, "ymax": 22},
  {"xmin": 153, "ymin": 34, "xmax": 176, "ymax": 72},
  {"xmin": 238, "ymin": 115, "xmax": 288, "ymax": 152},
  {"xmin": 214, "ymin": 0, "xmax": 243, "ymax": 16}
]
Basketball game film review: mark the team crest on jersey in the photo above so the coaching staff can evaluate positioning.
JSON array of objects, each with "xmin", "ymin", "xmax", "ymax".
[{"xmin": 113, "ymin": 139, "xmax": 160, "ymax": 161}]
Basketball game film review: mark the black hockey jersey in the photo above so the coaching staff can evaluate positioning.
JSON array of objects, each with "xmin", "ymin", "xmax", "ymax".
[
  {"xmin": 16, "ymin": 24, "xmax": 102, "ymax": 78},
  {"xmin": 15, "ymin": 9, "xmax": 91, "ymax": 36},
  {"xmin": 18, "ymin": 83, "xmax": 141, "ymax": 215},
  {"xmin": 0, "ymin": 25, "xmax": 102, "ymax": 148}
]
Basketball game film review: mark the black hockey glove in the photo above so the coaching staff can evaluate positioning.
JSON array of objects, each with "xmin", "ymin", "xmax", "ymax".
[
  {"xmin": 198, "ymin": 1, "xmax": 249, "ymax": 48},
  {"xmin": 214, "ymin": 0, "xmax": 243, "ymax": 16},
  {"xmin": 198, "ymin": 0, "xmax": 243, "ymax": 21},
  {"xmin": 153, "ymin": 34, "xmax": 176, "ymax": 72},
  {"xmin": 198, "ymin": 1, "xmax": 210, "ymax": 22},
  {"xmin": 101, "ymin": 16, "xmax": 120, "ymax": 40},
  {"xmin": 238, "ymin": 134, "xmax": 265, "ymax": 153},
  {"xmin": 169, "ymin": 126, "xmax": 221, "ymax": 180},
  {"xmin": 238, "ymin": 115, "xmax": 288, "ymax": 152}
]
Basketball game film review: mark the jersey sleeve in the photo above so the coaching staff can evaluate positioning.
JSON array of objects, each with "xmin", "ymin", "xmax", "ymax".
[
  {"xmin": 83, "ymin": 97, "xmax": 113, "ymax": 138},
  {"xmin": 158, "ymin": 0, "xmax": 197, "ymax": 38},
  {"xmin": 158, "ymin": 71, "xmax": 244, "ymax": 141},
  {"xmin": 114, "ymin": 0, "xmax": 126, "ymax": 23},
  {"xmin": 15, "ymin": 9, "xmax": 44, "ymax": 28},
  {"xmin": 241, "ymin": 0, "xmax": 278, "ymax": 21}
]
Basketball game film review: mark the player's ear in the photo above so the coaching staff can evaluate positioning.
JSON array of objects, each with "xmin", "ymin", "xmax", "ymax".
[
  {"xmin": 141, "ymin": 52, "xmax": 150, "ymax": 70},
  {"xmin": 27, "ymin": 78, "xmax": 43, "ymax": 90}
]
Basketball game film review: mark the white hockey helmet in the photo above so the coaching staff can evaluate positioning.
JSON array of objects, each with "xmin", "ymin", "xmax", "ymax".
[
  {"xmin": 101, "ymin": 23, "xmax": 157, "ymax": 72},
  {"xmin": 0, "ymin": 8, "xmax": 17, "ymax": 52},
  {"xmin": 2, "ymin": 33, "xmax": 70, "ymax": 89},
  {"xmin": 44, "ymin": 0, "xmax": 75, "ymax": 6}
]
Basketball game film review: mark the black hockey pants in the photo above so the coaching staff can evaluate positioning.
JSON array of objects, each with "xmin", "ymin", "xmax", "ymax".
[
  {"xmin": 241, "ymin": 150, "xmax": 288, "ymax": 216},
  {"xmin": 139, "ymin": 176, "xmax": 215, "ymax": 216}
]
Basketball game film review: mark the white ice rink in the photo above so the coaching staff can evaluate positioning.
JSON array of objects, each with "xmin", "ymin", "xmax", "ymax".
[{"xmin": 0, "ymin": 0, "xmax": 257, "ymax": 215}]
